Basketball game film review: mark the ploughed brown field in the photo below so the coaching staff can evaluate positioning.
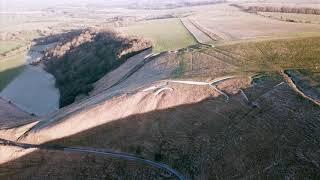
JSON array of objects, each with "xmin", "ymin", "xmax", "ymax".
[{"xmin": 187, "ymin": 4, "xmax": 320, "ymax": 41}]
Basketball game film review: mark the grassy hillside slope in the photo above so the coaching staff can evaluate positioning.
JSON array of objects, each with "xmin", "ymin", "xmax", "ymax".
[{"xmin": 1, "ymin": 30, "xmax": 320, "ymax": 180}]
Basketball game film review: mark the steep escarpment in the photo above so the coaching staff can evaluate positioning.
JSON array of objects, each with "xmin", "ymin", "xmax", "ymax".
[{"xmin": 42, "ymin": 29, "xmax": 151, "ymax": 107}]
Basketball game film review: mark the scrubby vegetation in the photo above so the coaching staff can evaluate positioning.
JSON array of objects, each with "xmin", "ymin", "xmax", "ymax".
[{"xmin": 43, "ymin": 29, "xmax": 151, "ymax": 107}]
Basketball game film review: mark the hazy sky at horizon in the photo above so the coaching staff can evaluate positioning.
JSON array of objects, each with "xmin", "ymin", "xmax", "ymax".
[
  {"xmin": 0, "ymin": 0, "xmax": 133, "ymax": 11},
  {"xmin": 1, "ymin": 0, "xmax": 319, "ymax": 10},
  {"xmin": 0, "ymin": 0, "xmax": 191, "ymax": 10}
]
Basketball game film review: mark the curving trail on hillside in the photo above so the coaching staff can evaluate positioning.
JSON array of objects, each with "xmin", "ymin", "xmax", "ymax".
[{"xmin": 0, "ymin": 138, "xmax": 185, "ymax": 180}]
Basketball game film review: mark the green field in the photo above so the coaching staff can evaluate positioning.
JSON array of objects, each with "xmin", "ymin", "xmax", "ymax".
[
  {"xmin": 0, "ymin": 54, "xmax": 26, "ymax": 90},
  {"xmin": 120, "ymin": 18, "xmax": 197, "ymax": 52},
  {"xmin": 0, "ymin": 40, "xmax": 25, "ymax": 55},
  {"xmin": 208, "ymin": 36, "xmax": 320, "ymax": 100},
  {"xmin": 217, "ymin": 36, "xmax": 320, "ymax": 73}
]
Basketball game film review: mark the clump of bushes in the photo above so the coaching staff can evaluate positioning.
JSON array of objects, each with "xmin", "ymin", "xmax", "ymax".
[{"xmin": 43, "ymin": 29, "xmax": 151, "ymax": 107}]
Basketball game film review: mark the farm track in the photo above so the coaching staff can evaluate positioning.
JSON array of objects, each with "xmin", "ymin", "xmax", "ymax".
[
  {"xmin": 0, "ymin": 138, "xmax": 185, "ymax": 180},
  {"xmin": 187, "ymin": 18, "xmax": 223, "ymax": 41},
  {"xmin": 180, "ymin": 18, "xmax": 214, "ymax": 46}
]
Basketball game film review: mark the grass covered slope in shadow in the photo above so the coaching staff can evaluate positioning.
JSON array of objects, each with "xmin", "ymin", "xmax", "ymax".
[
  {"xmin": 0, "ymin": 54, "xmax": 26, "ymax": 91},
  {"xmin": 51, "ymin": 85, "xmax": 320, "ymax": 179},
  {"xmin": 43, "ymin": 29, "xmax": 151, "ymax": 107},
  {"xmin": 1, "ymin": 75, "xmax": 320, "ymax": 179},
  {"xmin": 0, "ymin": 148, "xmax": 163, "ymax": 179}
]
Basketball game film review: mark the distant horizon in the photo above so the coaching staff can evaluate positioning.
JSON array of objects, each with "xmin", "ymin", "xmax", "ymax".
[
  {"xmin": 1, "ymin": 0, "xmax": 319, "ymax": 11},
  {"xmin": 0, "ymin": 0, "xmax": 233, "ymax": 11},
  {"xmin": 0, "ymin": 0, "xmax": 128, "ymax": 11}
]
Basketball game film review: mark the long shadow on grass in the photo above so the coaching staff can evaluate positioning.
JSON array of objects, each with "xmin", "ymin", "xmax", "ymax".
[{"xmin": 0, "ymin": 65, "xmax": 25, "ymax": 91}]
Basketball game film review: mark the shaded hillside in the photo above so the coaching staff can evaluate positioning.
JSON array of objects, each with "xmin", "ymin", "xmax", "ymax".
[
  {"xmin": 1, "ymin": 76, "xmax": 320, "ymax": 179},
  {"xmin": 42, "ymin": 30, "xmax": 151, "ymax": 107}
]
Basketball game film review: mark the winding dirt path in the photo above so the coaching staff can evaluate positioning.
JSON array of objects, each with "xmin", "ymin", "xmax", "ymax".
[{"xmin": 0, "ymin": 138, "xmax": 185, "ymax": 180}]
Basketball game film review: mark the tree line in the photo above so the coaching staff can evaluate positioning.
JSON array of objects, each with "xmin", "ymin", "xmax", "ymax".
[{"xmin": 231, "ymin": 4, "xmax": 320, "ymax": 15}]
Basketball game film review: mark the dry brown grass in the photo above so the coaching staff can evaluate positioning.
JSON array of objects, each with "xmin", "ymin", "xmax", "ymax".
[
  {"xmin": 0, "ymin": 149, "xmax": 164, "ymax": 179},
  {"xmin": 2, "ymin": 74, "xmax": 320, "ymax": 179},
  {"xmin": 0, "ymin": 98, "xmax": 34, "ymax": 130}
]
